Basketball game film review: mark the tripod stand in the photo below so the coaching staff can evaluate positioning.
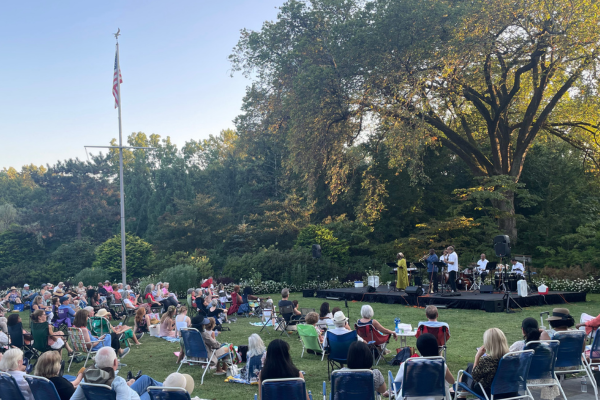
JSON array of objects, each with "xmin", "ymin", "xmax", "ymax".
[{"xmin": 499, "ymin": 257, "xmax": 522, "ymax": 313}]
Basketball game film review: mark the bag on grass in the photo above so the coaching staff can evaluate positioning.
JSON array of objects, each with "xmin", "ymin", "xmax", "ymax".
[{"xmin": 389, "ymin": 346, "xmax": 416, "ymax": 366}]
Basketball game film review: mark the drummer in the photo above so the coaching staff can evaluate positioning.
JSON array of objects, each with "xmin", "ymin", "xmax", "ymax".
[
  {"xmin": 510, "ymin": 258, "xmax": 524, "ymax": 276},
  {"xmin": 476, "ymin": 253, "xmax": 489, "ymax": 282}
]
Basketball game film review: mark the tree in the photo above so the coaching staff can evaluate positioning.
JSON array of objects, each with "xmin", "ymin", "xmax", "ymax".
[
  {"xmin": 93, "ymin": 233, "xmax": 153, "ymax": 280},
  {"xmin": 231, "ymin": 0, "xmax": 600, "ymax": 242}
]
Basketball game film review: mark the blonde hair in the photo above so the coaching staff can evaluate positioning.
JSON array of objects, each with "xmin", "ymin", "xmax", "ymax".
[
  {"xmin": 205, "ymin": 317, "xmax": 216, "ymax": 331},
  {"xmin": 305, "ymin": 312, "xmax": 319, "ymax": 325},
  {"xmin": 483, "ymin": 328, "xmax": 509, "ymax": 359},
  {"xmin": 179, "ymin": 306, "xmax": 188, "ymax": 315},
  {"xmin": 34, "ymin": 351, "xmax": 61, "ymax": 378}
]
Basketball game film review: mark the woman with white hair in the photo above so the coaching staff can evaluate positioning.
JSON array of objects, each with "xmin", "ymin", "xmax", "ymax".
[
  {"xmin": 0, "ymin": 348, "xmax": 33, "ymax": 400},
  {"xmin": 241, "ymin": 333, "xmax": 266, "ymax": 383},
  {"xmin": 396, "ymin": 252, "xmax": 409, "ymax": 290},
  {"xmin": 357, "ymin": 305, "xmax": 397, "ymax": 353}
]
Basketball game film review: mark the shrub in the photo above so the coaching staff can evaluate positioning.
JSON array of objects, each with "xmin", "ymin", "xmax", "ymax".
[
  {"xmin": 295, "ymin": 225, "xmax": 349, "ymax": 265},
  {"xmin": 71, "ymin": 268, "xmax": 109, "ymax": 287},
  {"xmin": 93, "ymin": 233, "xmax": 154, "ymax": 280},
  {"xmin": 159, "ymin": 265, "xmax": 200, "ymax": 298}
]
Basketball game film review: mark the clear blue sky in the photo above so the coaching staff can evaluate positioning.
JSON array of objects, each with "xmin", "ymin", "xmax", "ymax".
[{"xmin": 0, "ymin": 1, "xmax": 283, "ymax": 170}]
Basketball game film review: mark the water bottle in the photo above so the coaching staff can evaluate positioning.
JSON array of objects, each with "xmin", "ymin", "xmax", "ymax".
[
  {"xmin": 394, "ymin": 318, "xmax": 401, "ymax": 334},
  {"xmin": 582, "ymin": 377, "xmax": 587, "ymax": 393}
]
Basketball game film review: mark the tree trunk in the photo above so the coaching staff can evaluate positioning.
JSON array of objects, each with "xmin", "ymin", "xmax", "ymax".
[{"xmin": 492, "ymin": 190, "xmax": 517, "ymax": 244}]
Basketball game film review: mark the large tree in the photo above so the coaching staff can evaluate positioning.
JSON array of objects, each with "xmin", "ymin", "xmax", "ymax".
[{"xmin": 231, "ymin": 0, "xmax": 600, "ymax": 241}]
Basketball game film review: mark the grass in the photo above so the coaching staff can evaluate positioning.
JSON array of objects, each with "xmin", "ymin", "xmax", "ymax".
[{"xmin": 18, "ymin": 293, "xmax": 600, "ymax": 399}]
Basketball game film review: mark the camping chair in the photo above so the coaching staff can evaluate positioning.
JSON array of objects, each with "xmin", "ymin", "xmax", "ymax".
[
  {"xmin": 300, "ymin": 308, "xmax": 315, "ymax": 317},
  {"xmin": 355, "ymin": 323, "xmax": 391, "ymax": 365},
  {"xmin": 148, "ymin": 386, "xmax": 191, "ymax": 400},
  {"xmin": 7, "ymin": 322, "xmax": 38, "ymax": 360},
  {"xmin": 89, "ymin": 317, "xmax": 129, "ymax": 348},
  {"xmin": 276, "ymin": 305, "xmax": 296, "ymax": 336},
  {"xmin": 67, "ymin": 327, "xmax": 99, "ymax": 372},
  {"xmin": 0, "ymin": 371, "xmax": 26, "ymax": 400},
  {"xmin": 455, "ymin": 350, "xmax": 535, "ymax": 400},
  {"xmin": 53, "ymin": 307, "xmax": 73, "ymax": 332},
  {"xmin": 24, "ymin": 374, "xmax": 62, "ymax": 400},
  {"xmin": 30, "ymin": 322, "xmax": 53, "ymax": 354},
  {"xmin": 416, "ymin": 323, "xmax": 450, "ymax": 358},
  {"xmin": 260, "ymin": 306, "xmax": 277, "ymax": 334},
  {"xmin": 259, "ymin": 378, "xmax": 309, "ymax": 400},
  {"xmin": 389, "ymin": 356, "xmax": 451, "ymax": 400},
  {"xmin": 297, "ymin": 324, "xmax": 325, "ymax": 360},
  {"xmin": 524, "ymin": 340, "xmax": 565, "ymax": 400},
  {"xmin": 120, "ymin": 299, "xmax": 137, "ymax": 324},
  {"xmin": 177, "ymin": 327, "xmax": 233, "ymax": 385},
  {"xmin": 79, "ymin": 382, "xmax": 116, "ymax": 400},
  {"xmin": 324, "ymin": 330, "xmax": 358, "ymax": 379},
  {"xmin": 588, "ymin": 328, "xmax": 600, "ymax": 371},
  {"xmin": 554, "ymin": 331, "xmax": 598, "ymax": 400},
  {"xmin": 331, "ymin": 369, "xmax": 376, "ymax": 400}
]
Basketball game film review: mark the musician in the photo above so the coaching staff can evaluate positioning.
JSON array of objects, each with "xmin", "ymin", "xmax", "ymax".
[
  {"xmin": 476, "ymin": 254, "xmax": 489, "ymax": 282},
  {"xmin": 396, "ymin": 253, "xmax": 409, "ymax": 291},
  {"xmin": 426, "ymin": 249, "xmax": 439, "ymax": 293},
  {"xmin": 510, "ymin": 258, "xmax": 524, "ymax": 276},
  {"xmin": 446, "ymin": 246, "xmax": 459, "ymax": 292}
]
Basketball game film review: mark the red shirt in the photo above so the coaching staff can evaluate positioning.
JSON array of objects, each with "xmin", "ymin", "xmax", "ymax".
[{"xmin": 201, "ymin": 278, "xmax": 213, "ymax": 288}]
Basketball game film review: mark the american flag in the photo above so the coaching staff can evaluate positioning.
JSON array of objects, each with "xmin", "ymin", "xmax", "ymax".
[{"xmin": 113, "ymin": 50, "xmax": 122, "ymax": 108}]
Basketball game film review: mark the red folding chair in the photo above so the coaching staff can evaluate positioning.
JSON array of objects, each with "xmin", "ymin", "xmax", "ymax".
[
  {"xmin": 416, "ymin": 324, "xmax": 450, "ymax": 358},
  {"xmin": 355, "ymin": 323, "xmax": 391, "ymax": 365}
]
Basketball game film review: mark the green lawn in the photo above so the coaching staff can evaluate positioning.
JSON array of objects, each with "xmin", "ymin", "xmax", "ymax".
[{"xmin": 19, "ymin": 293, "xmax": 600, "ymax": 399}]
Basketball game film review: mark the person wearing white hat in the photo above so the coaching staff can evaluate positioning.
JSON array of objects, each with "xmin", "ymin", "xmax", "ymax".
[
  {"xmin": 323, "ymin": 311, "xmax": 364, "ymax": 348},
  {"xmin": 53, "ymin": 282, "xmax": 64, "ymax": 294},
  {"xmin": 162, "ymin": 373, "xmax": 200, "ymax": 400},
  {"xmin": 21, "ymin": 284, "xmax": 32, "ymax": 300}
]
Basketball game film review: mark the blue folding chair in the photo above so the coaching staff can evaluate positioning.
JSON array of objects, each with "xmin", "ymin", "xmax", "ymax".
[
  {"xmin": 324, "ymin": 330, "xmax": 358, "ymax": 379},
  {"xmin": 177, "ymin": 327, "xmax": 232, "ymax": 384},
  {"xmin": 24, "ymin": 374, "xmax": 61, "ymax": 400},
  {"xmin": 80, "ymin": 382, "xmax": 117, "ymax": 400},
  {"xmin": 0, "ymin": 371, "xmax": 26, "ymax": 400},
  {"xmin": 554, "ymin": 331, "xmax": 598, "ymax": 400},
  {"xmin": 455, "ymin": 350, "xmax": 534, "ymax": 400},
  {"xmin": 390, "ymin": 356, "xmax": 450, "ymax": 400},
  {"xmin": 331, "ymin": 369, "xmax": 376, "ymax": 400},
  {"xmin": 524, "ymin": 340, "xmax": 566, "ymax": 400},
  {"xmin": 257, "ymin": 378, "xmax": 310, "ymax": 400},
  {"xmin": 588, "ymin": 328, "xmax": 600, "ymax": 371},
  {"xmin": 148, "ymin": 386, "xmax": 192, "ymax": 400}
]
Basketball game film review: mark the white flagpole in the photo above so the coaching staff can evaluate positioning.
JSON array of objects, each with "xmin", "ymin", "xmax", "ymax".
[{"xmin": 115, "ymin": 34, "xmax": 127, "ymax": 287}]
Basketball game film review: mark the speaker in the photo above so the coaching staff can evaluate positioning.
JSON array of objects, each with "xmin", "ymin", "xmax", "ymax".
[
  {"xmin": 480, "ymin": 285, "xmax": 494, "ymax": 294},
  {"xmin": 312, "ymin": 244, "xmax": 322, "ymax": 258},
  {"xmin": 405, "ymin": 286, "xmax": 424, "ymax": 296},
  {"xmin": 484, "ymin": 300, "xmax": 504, "ymax": 313},
  {"xmin": 493, "ymin": 235, "xmax": 511, "ymax": 258},
  {"xmin": 366, "ymin": 285, "xmax": 377, "ymax": 293}
]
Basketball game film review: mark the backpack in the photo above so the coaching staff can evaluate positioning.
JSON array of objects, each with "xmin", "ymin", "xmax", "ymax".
[{"xmin": 389, "ymin": 346, "xmax": 417, "ymax": 366}]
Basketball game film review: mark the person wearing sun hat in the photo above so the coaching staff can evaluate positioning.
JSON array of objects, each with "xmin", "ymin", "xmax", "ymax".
[
  {"xmin": 322, "ymin": 311, "xmax": 364, "ymax": 348},
  {"xmin": 540, "ymin": 308, "xmax": 578, "ymax": 340},
  {"xmin": 4, "ymin": 287, "xmax": 22, "ymax": 306},
  {"xmin": 162, "ymin": 372, "xmax": 200, "ymax": 400}
]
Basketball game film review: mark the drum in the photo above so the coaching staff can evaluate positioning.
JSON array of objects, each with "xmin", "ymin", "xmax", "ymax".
[
  {"xmin": 494, "ymin": 272, "xmax": 501, "ymax": 289},
  {"xmin": 456, "ymin": 278, "xmax": 466, "ymax": 290},
  {"xmin": 508, "ymin": 273, "xmax": 518, "ymax": 291}
]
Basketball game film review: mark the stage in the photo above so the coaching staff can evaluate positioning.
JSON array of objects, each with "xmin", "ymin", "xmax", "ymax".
[{"xmin": 308, "ymin": 286, "xmax": 586, "ymax": 312}]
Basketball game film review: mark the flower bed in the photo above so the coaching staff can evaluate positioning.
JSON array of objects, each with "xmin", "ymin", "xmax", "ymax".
[
  {"xmin": 221, "ymin": 279, "xmax": 355, "ymax": 295},
  {"xmin": 533, "ymin": 277, "xmax": 600, "ymax": 293}
]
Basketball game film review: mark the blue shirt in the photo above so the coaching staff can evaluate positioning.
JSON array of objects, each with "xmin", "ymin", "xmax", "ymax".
[
  {"xmin": 59, "ymin": 304, "xmax": 76, "ymax": 318},
  {"xmin": 426, "ymin": 254, "xmax": 439, "ymax": 272}
]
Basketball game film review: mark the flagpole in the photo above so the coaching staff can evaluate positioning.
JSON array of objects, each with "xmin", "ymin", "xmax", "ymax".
[{"xmin": 116, "ymin": 37, "xmax": 127, "ymax": 287}]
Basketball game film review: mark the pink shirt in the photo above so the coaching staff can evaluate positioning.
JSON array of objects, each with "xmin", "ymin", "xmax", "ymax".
[
  {"xmin": 583, "ymin": 314, "xmax": 600, "ymax": 336},
  {"xmin": 104, "ymin": 285, "xmax": 113, "ymax": 293}
]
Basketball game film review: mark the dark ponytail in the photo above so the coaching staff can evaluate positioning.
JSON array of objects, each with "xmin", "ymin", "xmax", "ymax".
[{"xmin": 522, "ymin": 317, "xmax": 541, "ymax": 343}]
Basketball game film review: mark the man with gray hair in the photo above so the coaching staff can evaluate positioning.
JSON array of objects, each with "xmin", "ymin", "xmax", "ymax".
[{"xmin": 70, "ymin": 347, "xmax": 163, "ymax": 400}]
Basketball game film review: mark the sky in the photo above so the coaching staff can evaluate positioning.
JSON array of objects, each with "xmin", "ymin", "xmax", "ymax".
[{"xmin": 0, "ymin": 1, "xmax": 284, "ymax": 170}]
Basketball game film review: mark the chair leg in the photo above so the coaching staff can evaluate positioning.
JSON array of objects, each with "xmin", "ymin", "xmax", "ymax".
[
  {"xmin": 83, "ymin": 351, "xmax": 91, "ymax": 369},
  {"xmin": 301, "ymin": 346, "xmax": 305, "ymax": 358},
  {"xmin": 177, "ymin": 357, "xmax": 185, "ymax": 373},
  {"xmin": 554, "ymin": 374, "xmax": 568, "ymax": 400},
  {"xmin": 200, "ymin": 359, "xmax": 211, "ymax": 385},
  {"xmin": 67, "ymin": 352, "xmax": 74, "ymax": 372}
]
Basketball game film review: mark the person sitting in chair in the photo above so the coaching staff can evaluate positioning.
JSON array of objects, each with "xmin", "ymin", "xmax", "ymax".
[
  {"xmin": 323, "ymin": 311, "xmax": 363, "ymax": 348},
  {"xmin": 417, "ymin": 305, "xmax": 451, "ymax": 335},
  {"xmin": 344, "ymin": 341, "xmax": 387, "ymax": 396},
  {"xmin": 0, "ymin": 348, "xmax": 33, "ymax": 400},
  {"xmin": 70, "ymin": 347, "xmax": 162, "ymax": 400},
  {"xmin": 58, "ymin": 296, "xmax": 76, "ymax": 323},
  {"xmin": 4, "ymin": 287, "xmax": 22, "ymax": 306},
  {"xmin": 21, "ymin": 284, "xmax": 33, "ymax": 301}
]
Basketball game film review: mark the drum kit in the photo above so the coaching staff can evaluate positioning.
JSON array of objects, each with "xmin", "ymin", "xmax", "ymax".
[{"xmin": 446, "ymin": 263, "xmax": 521, "ymax": 292}]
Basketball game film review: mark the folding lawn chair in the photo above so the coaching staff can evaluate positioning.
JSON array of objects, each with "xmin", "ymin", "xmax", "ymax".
[
  {"xmin": 355, "ymin": 323, "xmax": 391, "ymax": 365},
  {"xmin": 389, "ymin": 356, "xmax": 451, "ymax": 400},
  {"xmin": 258, "ymin": 377, "xmax": 310, "ymax": 400},
  {"xmin": 331, "ymin": 369, "xmax": 376, "ymax": 400},
  {"xmin": 276, "ymin": 304, "xmax": 296, "ymax": 336},
  {"xmin": 7, "ymin": 322, "xmax": 39, "ymax": 361},
  {"xmin": 148, "ymin": 386, "xmax": 192, "ymax": 400},
  {"xmin": 177, "ymin": 327, "xmax": 233, "ymax": 385},
  {"xmin": 0, "ymin": 371, "xmax": 26, "ymax": 400},
  {"xmin": 524, "ymin": 340, "xmax": 565, "ymax": 400},
  {"xmin": 67, "ymin": 327, "xmax": 100, "ymax": 372},
  {"xmin": 80, "ymin": 382, "xmax": 116, "ymax": 400},
  {"xmin": 455, "ymin": 350, "xmax": 535, "ymax": 400},
  {"xmin": 24, "ymin": 374, "xmax": 62, "ymax": 400},
  {"xmin": 297, "ymin": 324, "xmax": 325, "ymax": 360},
  {"xmin": 554, "ymin": 331, "xmax": 598, "ymax": 400},
  {"xmin": 324, "ymin": 330, "xmax": 357, "ymax": 379},
  {"xmin": 416, "ymin": 323, "xmax": 450, "ymax": 358}
]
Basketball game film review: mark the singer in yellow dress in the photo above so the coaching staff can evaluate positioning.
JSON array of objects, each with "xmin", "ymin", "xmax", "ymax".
[{"xmin": 396, "ymin": 252, "xmax": 409, "ymax": 290}]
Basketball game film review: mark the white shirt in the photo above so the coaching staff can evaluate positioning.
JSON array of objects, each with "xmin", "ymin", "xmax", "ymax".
[
  {"xmin": 7, "ymin": 370, "xmax": 34, "ymax": 400},
  {"xmin": 476, "ymin": 259, "xmax": 488, "ymax": 272},
  {"xmin": 53, "ymin": 286, "xmax": 63, "ymax": 294},
  {"xmin": 511, "ymin": 262, "xmax": 524, "ymax": 276},
  {"xmin": 446, "ymin": 252, "xmax": 458, "ymax": 272}
]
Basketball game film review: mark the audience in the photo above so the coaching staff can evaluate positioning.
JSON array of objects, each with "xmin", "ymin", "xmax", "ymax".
[
  {"xmin": 162, "ymin": 372, "xmax": 201, "ymax": 400},
  {"xmin": 159, "ymin": 305, "xmax": 177, "ymax": 338},
  {"xmin": 4, "ymin": 287, "xmax": 22, "ymax": 306},
  {"xmin": 394, "ymin": 333, "xmax": 455, "ymax": 398},
  {"xmin": 207, "ymin": 298, "xmax": 228, "ymax": 324},
  {"xmin": 331, "ymin": 307, "xmax": 351, "ymax": 330},
  {"xmin": 175, "ymin": 306, "xmax": 191, "ymax": 336},
  {"xmin": 205, "ymin": 317, "xmax": 218, "ymax": 340},
  {"xmin": 304, "ymin": 312, "xmax": 324, "ymax": 345},
  {"xmin": 318, "ymin": 302, "xmax": 334, "ymax": 326},
  {"xmin": 70, "ymin": 347, "xmax": 162, "ymax": 400},
  {"xmin": 7, "ymin": 314, "xmax": 31, "ymax": 345},
  {"xmin": 34, "ymin": 350, "xmax": 84, "ymax": 400},
  {"xmin": 96, "ymin": 308, "xmax": 141, "ymax": 346},
  {"xmin": 540, "ymin": 308, "xmax": 578, "ymax": 340},
  {"xmin": 0, "ymin": 348, "xmax": 33, "ymax": 400},
  {"xmin": 200, "ymin": 318, "xmax": 231, "ymax": 375},
  {"xmin": 76, "ymin": 282, "xmax": 86, "ymax": 296},
  {"xmin": 344, "ymin": 341, "xmax": 387, "ymax": 395},
  {"xmin": 259, "ymin": 339, "xmax": 308, "ymax": 400},
  {"xmin": 21, "ymin": 284, "xmax": 33, "ymax": 300},
  {"xmin": 227, "ymin": 285, "xmax": 242, "ymax": 316},
  {"xmin": 58, "ymin": 295, "xmax": 76, "ymax": 322},
  {"xmin": 144, "ymin": 284, "xmax": 163, "ymax": 310},
  {"xmin": 576, "ymin": 312, "xmax": 600, "ymax": 337},
  {"xmin": 135, "ymin": 307, "xmax": 151, "ymax": 336}
]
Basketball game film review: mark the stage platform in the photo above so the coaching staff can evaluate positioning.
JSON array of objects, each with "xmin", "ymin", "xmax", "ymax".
[{"xmin": 309, "ymin": 286, "xmax": 586, "ymax": 312}]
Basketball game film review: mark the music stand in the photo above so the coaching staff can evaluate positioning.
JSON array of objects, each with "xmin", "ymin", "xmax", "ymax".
[
  {"xmin": 485, "ymin": 262, "xmax": 497, "ymax": 288},
  {"xmin": 387, "ymin": 262, "xmax": 399, "ymax": 292},
  {"xmin": 434, "ymin": 262, "xmax": 447, "ymax": 295},
  {"xmin": 412, "ymin": 262, "xmax": 426, "ymax": 287}
]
